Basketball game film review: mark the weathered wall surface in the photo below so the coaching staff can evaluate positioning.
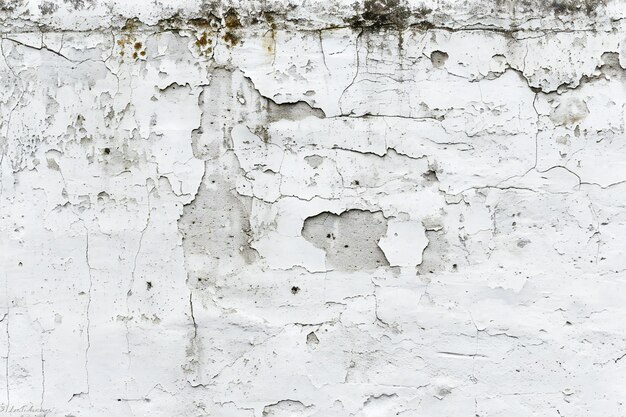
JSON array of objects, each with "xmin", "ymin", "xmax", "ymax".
[{"xmin": 1, "ymin": 0, "xmax": 626, "ymax": 416}]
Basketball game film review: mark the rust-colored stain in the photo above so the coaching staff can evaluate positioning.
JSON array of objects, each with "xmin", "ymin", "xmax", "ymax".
[
  {"xmin": 223, "ymin": 32, "xmax": 240, "ymax": 47},
  {"xmin": 134, "ymin": 42, "xmax": 142, "ymax": 50},
  {"xmin": 222, "ymin": 9, "xmax": 241, "ymax": 47},
  {"xmin": 224, "ymin": 9, "xmax": 241, "ymax": 29},
  {"xmin": 195, "ymin": 32, "xmax": 208, "ymax": 47},
  {"xmin": 189, "ymin": 17, "xmax": 213, "ymax": 28}
]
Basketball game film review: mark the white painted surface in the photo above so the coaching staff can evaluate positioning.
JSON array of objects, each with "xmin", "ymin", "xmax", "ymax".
[{"xmin": 1, "ymin": 1, "xmax": 626, "ymax": 416}]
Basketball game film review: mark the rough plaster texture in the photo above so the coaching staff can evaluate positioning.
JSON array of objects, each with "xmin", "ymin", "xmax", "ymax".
[{"xmin": 2, "ymin": 0, "xmax": 626, "ymax": 416}]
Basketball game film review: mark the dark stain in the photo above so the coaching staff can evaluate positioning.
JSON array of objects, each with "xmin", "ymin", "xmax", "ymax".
[
  {"xmin": 222, "ymin": 31, "xmax": 240, "ymax": 47},
  {"xmin": 291, "ymin": 286, "xmax": 300, "ymax": 294},
  {"xmin": 348, "ymin": 0, "xmax": 418, "ymax": 28},
  {"xmin": 224, "ymin": 8, "xmax": 241, "ymax": 29},
  {"xmin": 422, "ymin": 169, "xmax": 439, "ymax": 182},
  {"xmin": 411, "ymin": 20, "xmax": 436, "ymax": 31},
  {"xmin": 0, "ymin": 0, "xmax": 23, "ymax": 12},
  {"xmin": 188, "ymin": 17, "xmax": 215, "ymax": 28},
  {"xmin": 132, "ymin": 51, "xmax": 138, "ymax": 59},
  {"xmin": 550, "ymin": 0, "xmax": 600, "ymax": 14},
  {"xmin": 430, "ymin": 50, "xmax": 449, "ymax": 69},
  {"xmin": 195, "ymin": 32, "xmax": 210, "ymax": 47},
  {"xmin": 220, "ymin": 8, "xmax": 242, "ymax": 47},
  {"xmin": 196, "ymin": 33, "xmax": 207, "ymax": 46},
  {"xmin": 146, "ymin": 281, "xmax": 152, "ymax": 290},
  {"xmin": 134, "ymin": 42, "xmax": 142, "ymax": 50},
  {"xmin": 121, "ymin": 18, "xmax": 140, "ymax": 32},
  {"xmin": 103, "ymin": 147, "xmax": 111, "ymax": 155},
  {"xmin": 263, "ymin": 12, "xmax": 278, "ymax": 30}
]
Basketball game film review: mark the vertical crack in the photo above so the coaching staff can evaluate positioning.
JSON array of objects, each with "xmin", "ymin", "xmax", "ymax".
[
  {"xmin": 40, "ymin": 347, "xmax": 45, "ymax": 409},
  {"xmin": 84, "ymin": 230, "xmax": 92, "ymax": 395},
  {"xmin": 126, "ymin": 185, "xmax": 151, "ymax": 362},
  {"xmin": 4, "ymin": 275, "xmax": 9, "ymax": 406},
  {"xmin": 189, "ymin": 292, "xmax": 197, "ymax": 340}
]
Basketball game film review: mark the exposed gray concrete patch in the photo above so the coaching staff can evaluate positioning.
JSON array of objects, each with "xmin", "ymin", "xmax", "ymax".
[
  {"xmin": 302, "ymin": 210, "xmax": 390, "ymax": 270},
  {"xmin": 178, "ymin": 164, "xmax": 258, "ymax": 289}
]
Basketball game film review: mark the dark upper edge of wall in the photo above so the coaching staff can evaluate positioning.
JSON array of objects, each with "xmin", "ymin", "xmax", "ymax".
[{"xmin": 0, "ymin": 0, "xmax": 621, "ymax": 33}]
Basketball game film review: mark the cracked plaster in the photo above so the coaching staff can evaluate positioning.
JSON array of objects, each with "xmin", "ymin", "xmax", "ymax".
[{"xmin": 2, "ymin": 0, "xmax": 626, "ymax": 416}]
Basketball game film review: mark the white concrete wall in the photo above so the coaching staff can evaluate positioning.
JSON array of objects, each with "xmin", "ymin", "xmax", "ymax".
[{"xmin": 1, "ymin": 0, "xmax": 626, "ymax": 416}]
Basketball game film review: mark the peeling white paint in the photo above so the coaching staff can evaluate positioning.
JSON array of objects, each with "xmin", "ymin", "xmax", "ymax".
[{"xmin": 2, "ymin": 0, "xmax": 626, "ymax": 416}]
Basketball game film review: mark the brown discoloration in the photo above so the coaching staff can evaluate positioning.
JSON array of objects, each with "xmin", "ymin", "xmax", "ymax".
[
  {"xmin": 223, "ymin": 31, "xmax": 240, "ymax": 47},
  {"xmin": 195, "ymin": 32, "xmax": 208, "ymax": 46},
  {"xmin": 221, "ymin": 9, "xmax": 242, "ymax": 47},
  {"xmin": 194, "ymin": 32, "xmax": 214, "ymax": 56},
  {"xmin": 188, "ymin": 17, "xmax": 214, "ymax": 28},
  {"xmin": 224, "ymin": 8, "xmax": 241, "ymax": 29},
  {"xmin": 134, "ymin": 41, "xmax": 142, "ymax": 50},
  {"xmin": 263, "ymin": 11, "xmax": 278, "ymax": 30},
  {"xmin": 122, "ymin": 17, "xmax": 140, "ymax": 32}
]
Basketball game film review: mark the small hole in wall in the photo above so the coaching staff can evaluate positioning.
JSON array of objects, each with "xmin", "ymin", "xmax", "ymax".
[
  {"xmin": 291, "ymin": 286, "xmax": 300, "ymax": 294},
  {"xmin": 146, "ymin": 281, "xmax": 152, "ymax": 290},
  {"xmin": 344, "ymin": 244, "xmax": 349, "ymax": 248},
  {"xmin": 353, "ymin": 180, "xmax": 360, "ymax": 186},
  {"xmin": 197, "ymin": 277, "xmax": 202, "ymax": 282},
  {"xmin": 18, "ymin": 262, "xmax": 23, "ymax": 267},
  {"xmin": 103, "ymin": 147, "xmax": 111, "ymax": 155},
  {"xmin": 430, "ymin": 50, "xmax": 449, "ymax": 68},
  {"xmin": 452, "ymin": 263, "xmax": 458, "ymax": 270}
]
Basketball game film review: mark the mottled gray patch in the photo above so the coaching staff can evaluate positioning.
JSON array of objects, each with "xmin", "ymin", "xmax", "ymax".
[
  {"xmin": 178, "ymin": 167, "xmax": 258, "ymax": 289},
  {"xmin": 415, "ymin": 229, "xmax": 455, "ymax": 275},
  {"xmin": 304, "ymin": 155, "xmax": 324, "ymax": 169},
  {"xmin": 266, "ymin": 100, "xmax": 326, "ymax": 122},
  {"xmin": 263, "ymin": 400, "xmax": 310, "ymax": 417},
  {"xmin": 63, "ymin": 0, "xmax": 95, "ymax": 10},
  {"xmin": 0, "ymin": 0, "xmax": 23, "ymax": 12},
  {"xmin": 39, "ymin": 1, "xmax": 58, "ymax": 14},
  {"xmin": 302, "ymin": 209, "xmax": 389, "ymax": 271},
  {"xmin": 549, "ymin": 96, "xmax": 588, "ymax": 125}
]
